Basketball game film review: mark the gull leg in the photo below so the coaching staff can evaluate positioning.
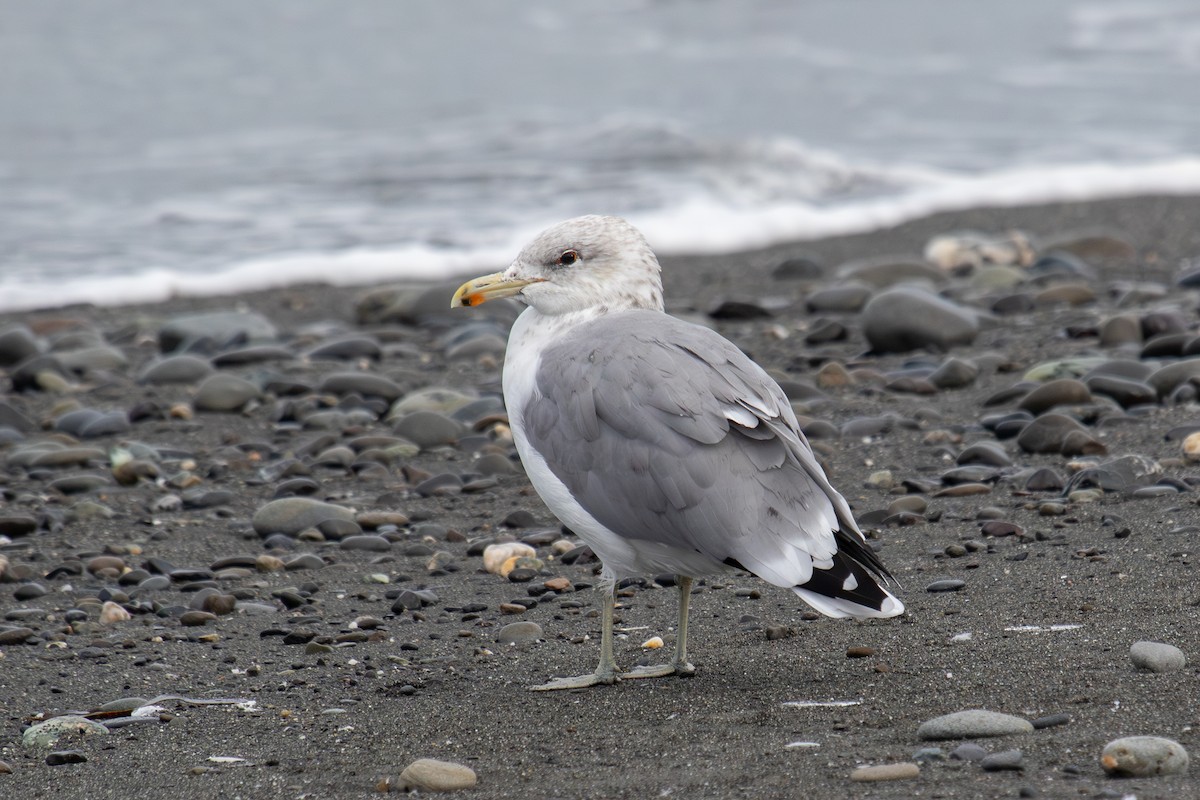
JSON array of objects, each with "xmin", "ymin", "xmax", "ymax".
[
  {"xmin": 625, "ymin": 575, "xmax": 697, "ymax": 679},
  {"xmin": 530, "ymin": 585, "xmax": 621, "ymax": 691}
]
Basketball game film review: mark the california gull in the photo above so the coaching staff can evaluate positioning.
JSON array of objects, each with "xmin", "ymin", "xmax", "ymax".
[{"xmin": 452, "ymin": 215, "xmax": 904, "ymax": 691}]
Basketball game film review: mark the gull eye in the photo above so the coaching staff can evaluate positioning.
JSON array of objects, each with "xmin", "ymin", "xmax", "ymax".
[{"xmin": 557, "ymin": 249, "xmax": 579, "ymax": 266}]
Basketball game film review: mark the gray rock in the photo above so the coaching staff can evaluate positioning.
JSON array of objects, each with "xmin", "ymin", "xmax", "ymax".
[
  {"xmin": 394, "ymin": 411, "xmax": 465, "ymax": 450},
  {"xmin": 1015, "ymin": 413, "xmax": 1099, "ymax": 455},
  {"xmin": 304, "ymin": 335, "xmax": 382, "ymax": 361},
  {"xmin": 193, "ymin": 373, "xmax": 262, "ymax": 412},
  {"xmin": 159, "ymin": 311, "xmax": 277, "ymax": 353},
  {"xmin": 318, "ymin": 371, "xmax": 403, "ymax": 401},
  {"xmin": 805, "ymin": 283, "xmax": 872, "ymax": 313},
  {"xmin": 0, "ymin": 325, "xmax": 41, "ymax": 366},
  {"xmin": 1149, "ymin": 358, "xmax": 1200, "ymax": 398},
  {"xmin": 55, "ymin": 345, "xmax": 128, "ymax": 373},
  {"xmin": 980, "ymin": 749, "xmax": 1024, "ymax": 771},
  {"xmin": 0, "ymin": 626, "xmax": 35, "ymax": 645},
  {"xmin": 252, "ymin": 498, "xmax": 356, "ymax": 537},
  {"xmin": 929, "ymin": 357, "xmax": 979, "ymax": 389},
  {"xmin": 918, "ymin": 710, "xmax": 1033, "ymax": 740},
  {"xmin": 1099, "ymin": 314, "xmax": 1143, "ymax": 347},
  {"xmin": 837, "ymin": 257, "xmax": 946, "ymax": 288},
  {"xmin": 949, "ymin": 743, "xmax": 989, "ymax": 761},
  {"xmin": 1018, "ymin": 379, "xmax": 1092, "ymax": 415},
  {"xmin": 862, "ymin": 287, "xmax": 979, "ymax": 353},
  {"xmin": 925, "ymin": 579, "xmax": 965, "ymax": 593},
  {"xmin": 138, "ymin": 354, "xmax": 216, "ymax": 384},
  {"xmin": 1101, "ymin": 736, "xmax": 1189, "ymax": 777},
  {"xmin": 1084, "ymin": 374, "xmax": 1157, "ymax": 408},
  {"xmin": 497, "ymin": 620, "xmax": 544, "ymax": 644},
  {"xmin": 210, "ymin": 344, "xmax": 295, "ymax": 366},
  {"xmin": 339, "ymin": 535, "xmax": 393, "ymax": 552},
  {"xmin": 1130, "ymin": 640, "xmax": 1186, "ymax": 673}
]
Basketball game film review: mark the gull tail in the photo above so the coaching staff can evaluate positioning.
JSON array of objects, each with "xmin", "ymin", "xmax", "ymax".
[{"xmin": 792, "ymin": 539, "xmax": 905, "ymax": 620}]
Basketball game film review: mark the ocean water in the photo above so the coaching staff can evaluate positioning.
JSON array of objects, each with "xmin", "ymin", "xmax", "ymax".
[{"xmin": 2, "ymin": 0, "xmax": 1200, "ymax": 312}]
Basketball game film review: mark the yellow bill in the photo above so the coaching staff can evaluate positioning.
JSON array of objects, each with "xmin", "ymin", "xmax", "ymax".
[{"xmin": 450, "ymin": 272, "xmax": 545, "ymax": 308}]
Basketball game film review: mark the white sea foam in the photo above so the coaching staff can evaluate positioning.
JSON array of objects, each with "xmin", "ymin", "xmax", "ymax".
[{"xmin": 3, "ymin": 157, "xmax": 1200, "ymax": 313}]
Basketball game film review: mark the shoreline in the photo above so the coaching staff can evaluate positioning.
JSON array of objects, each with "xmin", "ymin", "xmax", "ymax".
[{"xmin": 5, "ymin": 193, "xmax": 1200, "ymax": 326}]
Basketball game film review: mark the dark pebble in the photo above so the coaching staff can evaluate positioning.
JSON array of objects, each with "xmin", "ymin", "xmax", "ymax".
[
  {"xmin": 1032, "ymin": 713, "xmax": 1070, "ymax": 729},
  {"xmin": 980, "ymin": 749, "xmax": 1024, "ymax": 771},
  {"xmin": 926, "ymin": 579, "xmax": 966, "ymax": 593},
  {"xmin": 46, "ymin": 750, "xmax": 88, "ymax": 766},
  {"xmin": 949, "ymin": 743, "xmax": 988, "ymax": 762},
  {"xmin": 14, "ymin": 583, "xmax": 48, "ymax": 601}
]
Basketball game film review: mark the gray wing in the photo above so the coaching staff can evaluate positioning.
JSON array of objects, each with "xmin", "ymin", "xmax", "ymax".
[{"xmin": 523, "ymin": 309, "xmax": 896, "ymax": 602}]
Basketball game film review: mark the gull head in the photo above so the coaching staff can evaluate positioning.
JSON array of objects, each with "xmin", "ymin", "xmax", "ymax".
[{"xmin": 451, "ymin": 215, "xmax": 664, "ymax": 316}]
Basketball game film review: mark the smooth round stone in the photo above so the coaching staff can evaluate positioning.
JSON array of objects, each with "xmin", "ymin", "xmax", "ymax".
[
  {"xmin": 136, "ymin": 575, "xmax": 171, "ymax": 593},
  {"xmin": 850, "ymin": 763, "xmax": 919, "ymax": 782},
  {"xmin": 210, "ymin": 344, "xmax": 295, "ymax": 366},
  {"xmin": 14, "ymin": 582, "xmax": 48, "ymax": 601},
  {"xmin": 1149, "ymin": 358, "xmax": 1200, "ymax": 398},
  {"xmin": 1130, "ymin": 640, "xmax": 1187, "ymax": 673},
  {"xmin": 0, "ymin": 514, "xmax": 37, "ymax": 537},
  {"xmin": 949, "ymin": 743, "xmax": 989, "ymax": 761},
  {"xmin": 1033, "ymin": 282, "xmax": 1095, "ymax": 306},
  {"xmin": 861, "ymin": 287, "xmax": 979, "ymax": 353},
  {"xmin": 284, "ymin": 554, "xmax": 327, "ymax": 571},
  {"xmin": 925, "ymin": 579, "xmax": 966, "ymax": 593},
  {"xmin": 393, "ymin": 411, "xmax": 465, "ymax": 450},
  {"xmin": 304, "ymin": 335, "xmax": 382, "ymax": 361},
  {"xmin": 887, "ymin": 496, "xmax": 928, "ymax": 515},
  {"xmin": 918, "ymin": 710, "xmax": 1033, "ymax": 740},
  {"xmin": 956, "ymin": 441, "xmax": 1012, "ymax": 467},
  {"xmin": 22, "ymin": 716, "xmax": 109, "ymax": 748},
  {"xmin": 193, "ymin": 373, "xmax": 262, "ymax": 412},
  {"xmin": 180, "ymin": 610, "xmax": 217, "ymax": 626},
  {"xmin": 0, "ymin": 325, "xmax": 41, "ymax": 366},
  {"xmin": 497, "ymin": 620, "xmax": 543, "ymax": 645},
  {"xmin": 318, "ymin": 371, "xmax": 403, "ymax": 401},
  {"xmin": 772, "ymin": 256, "xmax": 823, "ymax": 280},
  {"xmin": 398, "ymin": 758, "xmax": 478, "ymax": 792},
  {"xmin": 137, "ymin": 355, "xmax": 215, "ymax": 385},
  {"xmin": 252, "ymin": 497, "xmax": 356, "ymax": 537},
  {"xmin": 45, "ymin": 750, "xmax": 88, "ymax": 766},
  {"xmin": 1015, "ymin": 413, "xmax": 1089, "ymax": 454},
  {"xmin": 1025, "ymin": 468, "xmax": 1064, "ymax": 492},
  {"xmin": 1032, "ymin": 713, "xmax": 1071, "ymax": 729},
  {"xmin": 1101, "ymin": 736, "xmax": 1189, "ymax": 777},
  {"xmin": 446, "ymin": 333, "xmax": 507, "ymax": 360},
  {"xmin": 0, "ymin": 627, "xmax": 35, "ymax": 645},
  {"xmin": 56, "ymin": 345, "xmax": 128, "ymax": 372},
  {"xmin": 390, "ymin": 387, "xmax": 477, "ymax": 416},
  {"xmin": 340, "ymin": 535, "xmax": 392, "ymax": 552},
  {"xmin": 159, "ymin": 311, "xmax": 277, "ymax": 353},
  {"xmin": 1099, "ymin": 314, "xmax": 1143, "ymax": 346},
  {"xmin": 837, "ymin": 257, "xmax": 945, "ymax": 287},
  {"xmin": 415, "ymin": 473, "xmax": 463, "ymax": 496},
  {"xmin": 929, "ymin": 357, "xmax": 979, "ymax": 389},
  {"xmin": 1018, "ymin": 379, "xmax": 1092, "ymax": 415},
  {"xmin": 1085, "ymin": 375, "xmax": 1157, "ymax": 408},
  {"xmin": 980, "ymin": 749, "xmax": 1024, "ymax": 771},
  {"xmin": 201, "ymin": 593, "xmax": 238, "ymax": 615},
  {"xmin": 805, "ymin": 283, "xmax": 872, "ymax": 313}
]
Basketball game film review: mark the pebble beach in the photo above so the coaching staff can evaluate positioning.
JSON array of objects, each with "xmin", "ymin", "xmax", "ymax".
[{"xmin": 3, "ymin": 193, "xmax": 1200, "ymax": 798}]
